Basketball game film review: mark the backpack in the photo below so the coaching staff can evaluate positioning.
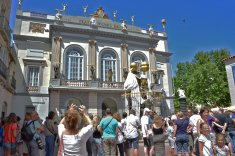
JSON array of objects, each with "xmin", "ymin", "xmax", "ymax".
[{"xmin": 21, "ymin": 121, "xmax": 35, "ymax": 142}]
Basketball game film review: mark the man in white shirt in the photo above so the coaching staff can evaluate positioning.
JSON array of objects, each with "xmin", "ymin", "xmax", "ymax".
[
  {"xmin": 141, "ymin": 108, "xmax": 152, "ymax": 156},
  {"xmin": 125, "ymin": 109, "xmax": 141, "ymax": 156},
  {"xmin": 189, "ymin": 109, "xmax": 201, "ymax": 153}
]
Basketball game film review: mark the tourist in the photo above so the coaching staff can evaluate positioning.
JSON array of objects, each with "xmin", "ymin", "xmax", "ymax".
[
  {"xmin": 141, "ymin": 108, "xmax": 153, "ymax": 156},
  {"xmin": 16, "ymin": 116, "xmax": 23, "ymax": 156},
  {"xmin": 27, "ymin": 111, "xmax": 45, "ymax": 156},
  {"xmin": 125, "ymin": 109, "xmax": 141, "ymax": 156},
  {"xmin": 214, "ymin": 133, "xmax": 230, "ymax": 155},
  {"xmin": 57, "ymin": 104, "xmax": 93, "ymax": 155},
  {"xmin": 113, "ymin": 112, "xmax": 125, "ymax": 156},
  {"xmin": 152, "ymin": 115, "xmax": 167, "ymax": 156},
  {"xmin": 198, "ymin": 123, "xmax": 213, "ymax": 156},
  {"xmin": 3, "ymin": 113, "xmax": 17, "ymax": 156},
  {"xmin": 0, "ymin": 120, "xmax": 4, "ymax": 156},
  {"xmin": 195, "ymin": 107, "xmax": 210, "ymax": 155},
  {"xmin": 166, "ymin": 120, "xmax": 175, "ymax": 156},
  {"xmin": 21, "ymin": 112, "xmax": 31, "ymax": 156},
  {"xmin": 91, "ymin": 114, "xmax": 104, "ymax": 156},
  {"xmin": 173, "ymin": 111, "xmax": 190, "ymax": 156},
  {"xmin": 98, "ymin": 108, "xmax": 118, "ymax": 156},
  {"xmin": 121, "ymin": 112, "xmax": 128, "ymax": 155},
  {"xmin": 44, "ymin": 111, "xmax": 57, "ymax": 156}
]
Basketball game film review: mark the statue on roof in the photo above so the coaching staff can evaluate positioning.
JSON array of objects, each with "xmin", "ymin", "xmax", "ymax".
[
  {"xmin": 131, "ymin": 16, "xmax": 134, "ymax": 25},
  {"xmin": 113, "ymin": 10, "xmax": 117, "ymax": 22},
  {"xmin": 121, "ymin": 20, "xmax": 127, "ymax": 32},
  {"xmin": 90, "ymin": 17, "xmax": 97, "ymax": 26},
  {"xmin": 18, "ymin": 0, "xmax": 23, "ymax": 9},
  {"xmin": 92, "ymin": 7, "xmax": 109, "ymax": 19},
  {"xmin": 148, "ymin": 24, "xmax": 154, "ymax": 36},
  {"xmin": 55, "ymin": 4, "xmax": 67, "ymax": 20},
  {"xmin": 83, "ymin": 5, "xmax": 88, "ymax": 17}
]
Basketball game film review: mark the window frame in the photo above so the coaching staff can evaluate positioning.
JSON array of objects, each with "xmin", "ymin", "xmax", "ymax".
[
  {"xmin": 100, "ymin": 51, "xmax": 117, "ymax": 82},
  {"xmin": 65, "ymin": 48, "xmax": 84, "ymax": 80}
]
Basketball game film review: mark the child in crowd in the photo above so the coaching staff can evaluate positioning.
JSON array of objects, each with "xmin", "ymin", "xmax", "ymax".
[
  {"xmin": 198, "ymin": 123, "xmax": 214, "ymax": 156},
  {"xmin": 214, "ymin": 134, "xmax": 230, "ymax": 156},
  {"xmin": 166, "ymin": 120, "xmax": 175, "ymax": 156}
]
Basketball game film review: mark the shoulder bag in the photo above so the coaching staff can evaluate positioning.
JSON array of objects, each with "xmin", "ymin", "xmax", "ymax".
[{"xmin": 45, "ymin": 121, "xmax": 57, "ymax": 140}]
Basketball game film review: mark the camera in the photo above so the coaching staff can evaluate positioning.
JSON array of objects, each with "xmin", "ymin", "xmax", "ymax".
[{"xmin": 36, "ymin": 138, "xmax": 44, "ymax": 150}]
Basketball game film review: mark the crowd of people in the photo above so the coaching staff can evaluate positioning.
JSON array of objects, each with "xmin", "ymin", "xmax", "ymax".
[{"xmin": 1, "ymin": 105, "xmax": 235, "ymax": 156}]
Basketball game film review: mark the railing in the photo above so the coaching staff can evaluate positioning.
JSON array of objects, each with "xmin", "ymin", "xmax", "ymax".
[
  {"xmin": 98, "ymin": 81, "xmax": 124, "ymax": 89},
  {"xmin": 0, "ymin": 59, "xmax": 7, "ymax": 79},
  {"xmin": 51, "ymin": 79, "xmax": 125, "ymax": 89},
  {"xmin": 26, "ymin": 86, "xmax": 39, "ymax": 93},
  {"xmin": 0, "ymin": 16, "xmax": 12, "ymax": 42},
  {"xmin": 61, "ymin": 80, "xmax": 89, "ymax": 87},
  {"xmin": 11, "ymin": 77, "xmax": 16, "ymax": 89}
]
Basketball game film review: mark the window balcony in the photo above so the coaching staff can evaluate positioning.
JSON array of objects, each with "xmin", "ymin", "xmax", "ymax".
[
  {"xmin": 0, "ymin": 59, "xmax": 7, "ymax": 79},
  {"xmin": 0, "ymin": 16, "xmax": 12, "ymax": 42},
  {"xmin": 26, "ymin": 86, "xmax": 39, "ymax": 93},
  {"xmin": 50, "ymin": 79, "xmax": 124, "ymax": 90}
]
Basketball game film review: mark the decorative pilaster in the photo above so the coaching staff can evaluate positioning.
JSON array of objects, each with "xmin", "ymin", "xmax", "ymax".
[
  {"xmin": 121, "ymin": 43, "xmax": 128, "ymax": 81},
  {"xmin": 51, "ymin": 36, "xmax": 62, "ymax": 79},
  {"xmin": 149, "ymin": 47, "xmax": 156, "ymax": 82},
  {"xmin": 88, "ymin": 40, "xmax": 97, "ymax": 80}
]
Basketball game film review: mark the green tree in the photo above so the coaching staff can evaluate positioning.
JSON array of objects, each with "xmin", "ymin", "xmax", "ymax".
[{"xmin": 174, "ymin": 49, "xmax": 231, "ymax": 110}]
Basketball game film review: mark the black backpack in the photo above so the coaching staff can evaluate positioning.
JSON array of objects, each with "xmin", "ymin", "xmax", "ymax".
[{"xmin": 21, "ymin": 121, "xmax": 35, "ymax": 142}]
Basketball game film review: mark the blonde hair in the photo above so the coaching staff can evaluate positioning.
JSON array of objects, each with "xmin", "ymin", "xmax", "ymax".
[
  {"xmin": 153, "ymin": 115, "xmax": 163, "ymax": 126},
  {"xmin": 216, "ymin": 134, "xmax": 225, "ymax": 145},
  {"xmin": 92, "ymin": 114, "xmax": 101, "ymax": 130},
  {"xmin": 177, "ymin": 111, "xmax": 184, "ymax": 118}
]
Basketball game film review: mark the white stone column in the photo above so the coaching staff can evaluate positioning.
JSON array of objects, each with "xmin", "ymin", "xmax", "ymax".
[
  {"xmin": 88, "ymin": 40, "xmax": 97, "ymax": 80},
  {"xmin": 51, "ymin": 36, "xmax": 62, "ymax": 79},
  {"xmin": 121, "ymin": 43, "xmax": 128, "ymax": 81}
]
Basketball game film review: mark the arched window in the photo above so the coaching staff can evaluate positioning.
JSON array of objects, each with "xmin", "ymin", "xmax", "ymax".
[
  {"xmin": 101, "ymin": 51, "xmax": 117, "ymax": 81},
  {"xmin": 131, "ymin": 52, "xmax": 146, "ymax": 73},
  {"xmin": 66, "ymin": 48, "xmax": 84, "ymax": 80}
]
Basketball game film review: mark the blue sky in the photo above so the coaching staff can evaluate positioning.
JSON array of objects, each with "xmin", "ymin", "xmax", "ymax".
[{"xmin": 10, "ymin": 0, "xmax": 235, "ymax": 73}]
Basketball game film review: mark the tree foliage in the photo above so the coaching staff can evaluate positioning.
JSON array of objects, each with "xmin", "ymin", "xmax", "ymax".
[{"xmin": 174, "ymin": 49, "xmax": 231, "ymax": 110}]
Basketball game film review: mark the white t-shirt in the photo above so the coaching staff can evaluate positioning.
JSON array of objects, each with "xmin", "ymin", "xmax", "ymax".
[
  {"xmin": 141, "ymin": 115, "xmax": 149, "ymax": 138},
  {"xmin": 58, "ymin": 124, "xmax": 93, "ymax": 156},
  {"xmin": 125, "ymin": 114, "xmax": 140, "ymax": 139},
  {"xmin": 190, "ymin": 114, "xmax": 201, "ymax": 133},
  {"xmin": 215, "ymin": 145, "xmax": 229, "ymax": 156},
  {"xmin": 167, "ymin": 126, "xmax": 174, "ymax": 139},
  {"xmin": 117, "ymin": 122, "xmax": 124, "ymax": 144},
  {"xmin": 198, "ymin": 134, "xmax": 213, "ymax": 156}
]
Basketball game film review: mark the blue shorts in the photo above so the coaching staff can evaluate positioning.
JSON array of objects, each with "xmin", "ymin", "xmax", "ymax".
[
  {"xmin": 3, "ymin": 142, "xmax": 16, "ymax": 149},
  {"xmin": 176, "ymin": 142, "xmax": 189, "ymax": 154},
  {"xmin": 126, "ymin": 137, "xmax": 139, "ymax": 149}
]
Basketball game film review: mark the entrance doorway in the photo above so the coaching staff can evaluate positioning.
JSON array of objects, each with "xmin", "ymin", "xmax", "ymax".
[{"xmin": 102, "ymin": 98, "xmax": 117, "ymax": 116}]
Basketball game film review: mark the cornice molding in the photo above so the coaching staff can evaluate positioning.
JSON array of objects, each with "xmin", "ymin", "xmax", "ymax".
[
  {"xmin": 13, "ymin": 34, "xmax": 50, "ymax": 43},
  {"xmin": 50, "ymin": 25, "xmax": 161, "ymax": 44}
]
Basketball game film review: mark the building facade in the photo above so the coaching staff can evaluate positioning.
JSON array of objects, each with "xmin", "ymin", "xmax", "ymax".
[
  {"xmin": 225, "ymin": 56, "xmax": 235, "ymax": 105},
  {"xmin": 13, "ymin": 7, "xmax": 174, "ymax": 119},
  {"xmin": 0, "ymin": 0, "xmax": 17, "ymax": 119}
]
